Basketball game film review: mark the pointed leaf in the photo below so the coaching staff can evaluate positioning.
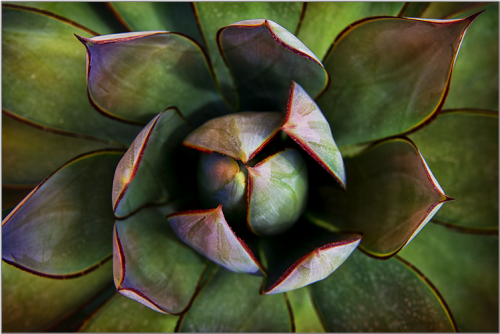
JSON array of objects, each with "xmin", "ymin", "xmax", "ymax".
[
  {"xmin": 109, "ymin": 2, "xmax": 204, "ymax": 48},
  {"xmin": 310, "ymin": 250, "xmax": 456, "ymax": 332},
  {"xmin": 197, "ymin": 152, "xmax": 247, "ymax": 222},
  {"xmin": 287, "ymin": 287, "xmax": 325, "ymax": 333},
  {"xmin": 421, "ymin": 2, "xmax": 487, "ymax": 19},
  {"xmin": 2, "ymin": 6, "xmax": 141, "ymax": 145},
  {"xmin": 308, "ymin": 138, "xmax": 449, "ymax": 257},
  {"xmin": 80, "ymin": 31, "xmax": 228, "ymax": 125},
  {"xmin": 167, "ymin": 205, "xmax": 264, "ymax": 275},
  {"xmin": 318, "ymin": 14, "xmax": 478, "ymax": 147},
  {"xmin": 2, "ymin": 151, "xmax": 122, "ymax": 276},
  {"xmin": 112, "ymin": 110, "xmax": 192, "ymax": 218},
  {"xmin": 113, "ymin": 207, "xmax": 207, "ymax": 314},
  {"xmin": 409, "ymin": 110, "xmax": 498, "ymax": 229},
  {"xmin": 2, "ymin": 261, "xmax": 113, "ymax": 332},
  {"xmin": 218, "ymin": 19, "xmax": 328, "ymax": 112},
  {"xmin": 282, "ymin": 81, "xmax": 345, "ymax": 188},
  {"xmin": 443, "ymin": 3, "xmax": 499, "ymax": 110},
  {"xmin": 261, "ymin": 220, "xmax": 361, "ymax": 294},
  {"xmin": 183, "ymin": 112, "xmax": 284, "ymax": 163},
  {"xmin": 8, "ymin": 2, "xmax": 125, "ymax": 35},
  {"xmin": 399, "ymin": 222, "xmax": 499, "ymax": 332},
  {"xmin": 247, "ymin": 148, "xmax": 308, "ymax": 236},
  {"xmin": 80, "ymin": 293, "xmax": 178, "ymax": 332},
  {"xmin": 2, "ymin": 113, "xmax": 113, "ymax": 186},
  {"xmin": 297, "ymin": 2, "xmax": 404, "ymax": 60},
  {"xmin": 179, "ymin": 268, "xmax": 291, "ymax": 332},
  {"xmin": 194, "ymin": 2, "xmax": 303, "ymax": 107}
]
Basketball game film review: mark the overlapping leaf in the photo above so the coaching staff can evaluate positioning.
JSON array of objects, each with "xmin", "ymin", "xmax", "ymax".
[
  {"xmin": 286, "ymin": 287, "xmax": 325, "ymax": 333},
  {"xmin": 2, "ymin": 151, "xmax": 122, "ymax": 276},
  {"xmin": 307, "ymin": 138, "xmax": 450, "ymax": 257},
  {"xmin": 218, "ymin": 19, "xmax": 328, "ymax": 112},
  {"xmin": 318, "ymin": 14, "xmax": 478, "ymax": 147},
  {"xmin": 310, "ymin": 250, "xmax": 456, "ymax": 331},
  {"xmin": 409, "ymin": 110, "xmax": 498, "ymax": 230},
  {"xmin": 2, "ymin": 5, "xmax": 141, "ymax": 145},
  {"xmin": 113, "ymin": 206, "xmax": 207, "ymax": 315}
]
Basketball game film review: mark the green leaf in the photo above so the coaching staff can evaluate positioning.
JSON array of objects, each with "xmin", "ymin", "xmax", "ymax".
[
  {"xmin": 247, "ymin": 148, "xmax": 308, "ymax": 236},
  {"xmin": 261, "ymin": 220, "xmax": 361, "ymax": 294},
  {"xmin": 113, "ymin": 206, "xmax": 207, "ymax": 314},
  {"xmin": 310, "ymin": 250, "xmax": 456, "ymax": 332},
  {"xmin": 194, "ymin": 2, "xmax": 303, "ymax": 107},
  {"xmin": 167, "ymin": 205, "xmax": 264, "ymax": 275},
  {"xmin": 2, "ymin": 151, "xmax": 122, "ymax": 276},
  {"xmin": 281, "ymin": 81, "xmax": 345, "ymax": 188},
  {"xmin": 197, "ymin": 152, "xmax": 248, "ymax": 222},
  {"xmin": 2, "ymin": 261, "xmax": 113, "ymax": 332},
  {"xmin": 80, "ymin": 293, "xmax": 178, "ymax": 332},
  {"xmin": 79, "ymin": 30, "xmax": 228, "ymax": 125},
  {"xmin": 443, "ymin": 4, "xmax": 499, "ymax": 110},
  {"xmin": 307, "ymin": 138, "xmax": 450, "ymax": 257},
  {"xmin": 2, "ymin": 113, "xmax": 113, "ymax": 186},
  {"xmin": 2, "ymin": 5, "xmax": 141, "ymax": 145},
  {"xmin": 420, "ymin": 2, "xmax": 487, "ymax": 19},
  {"xmin": 399, "ymin": 222, "xmax": 498, "ymax": 332},
  {"xmin": 286, "ymin": 287, "xmax": 325, "ymax": 333},
  {"xmin": 399, "ymin": 2, "xmax": 430, "ymax": 17},
  {"xmin": 8, "ymin": 2, "xmax": 125, "ymax": 35},
  {"xmin": 297, "ymin": 2, "xmax": 404, "ymax": 60},
  {"xmin": 409, "ymin": 110, "xmax": 498, "ymax": 229},
  {"xmin": 112, "ymin": 110, "xmax": 192, "ymax": 218},
  {"xmin": 218, "ymin": 19, "xmax": 328, "ymax": 112},
  {"xmin": 317, "ymin": 15, "xmax": 478, "ymax": 147},
  {"xmin": 179, "ymin": 268, "xmax": 291, "ymax": 332},
  {"xmin": 183, "ymin": 112, "xmax": 284, "ymax": 163},
  {"xmin": 109, "ymin": 2, "xmax": 204, "ymax": 48}
]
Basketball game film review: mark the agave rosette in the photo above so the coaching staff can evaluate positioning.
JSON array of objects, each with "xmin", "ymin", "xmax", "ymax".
[{"xmin": 2, "ymin": 2, "xmax": 498, "ymax": 332}]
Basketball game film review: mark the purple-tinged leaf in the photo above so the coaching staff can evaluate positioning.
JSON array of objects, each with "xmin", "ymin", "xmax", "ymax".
[
  {"xmin": 308, "ymin": 138, "xmax": 451, "ymax": 257},
  {"xmin": 2, "ymin": 151, "xmax": 122, "ymax": 277},
  {"xmin": 218, "ymin": 19, "xmax": 328, "ymax": 112},
  {"xmin": 111, "ymin": 109, "xmax": 192, "ymax": 218},
  {"xmin": 318, "ymin": 14, "xmax": 480, "ymax": 147},
  {"xmin": 167, "ymin": 205, "xmax": 265, "ymax": 275},
  {"xmin": 183, "ymin": 112, "xmax": 284, "ymax": 163},
  {"xmin": 247, "ymin": 148, "xmax": 308, "ymax": 236},
  {"xmin": 112, "ymin": 207, "xmax": 207, "ymax": 315},
  {"xmin": 281, "ymin": 81, "xmax": 345, "ymax": 188}
]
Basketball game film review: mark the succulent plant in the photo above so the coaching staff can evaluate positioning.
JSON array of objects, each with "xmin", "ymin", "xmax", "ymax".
[{"xmin": 2, "ymin": 2, "xmax": 498, "ymax": 333}]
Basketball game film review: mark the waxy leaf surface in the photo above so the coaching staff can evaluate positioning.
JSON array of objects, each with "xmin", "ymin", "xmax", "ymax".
[
  {"xmin": 112, "ymin": 110, "xmax": 192, "ymax": 218},
  {"xmin": 2, "ymin": 261, "xmax": 113, "ymax": 332},
  {"xmin": 113, "ymin": 207, "xmax": 206, "ymax": 314},
  {"xmin": 179, "ymin": 268, "xmax": 291, "ymax": 332},
  {"xmin": 282, "ymin": 81, "xmax": 345, "ymax": 187},
  {"xmin": 168, "ymin": 206, "xmax": 264, "ymax": 275},
  {"xmin": 194, "ymin": 2, "xmax": 303, "ymax": 107},
  {"xmin": 287, "ymin": 287, "xmax": 325, "ymax": 333},
  {"xmin": 197, "ymin": 152, "xmax": 247, "ymax": 221},
  {"xmin": 297, "ymin": 2, "xmax": 404, "ymax": 60},
  {"xmin": 247, "ymin": 148, "xmax": 308, "ymax": 236},
  {"xmin": 2, "ymin": 6, "xmax": 141, "ymax": 145},
  {"xmin": 399, "ymin": 222, "xmax": 499, "ymax": 332},
  {"xmin": 109, "ymin": 2, "xmax": 204, "ymax": 48},
  {"xmin": 8, "ymin": 2, "xmax": 124, "ymax": 35},
  {"xmin": 184, "ymin": 112, "xmax": 284, "ymax": 163},
  {"xmin": 318, "ymin": 15, "xmax": 477, "ymax": 147},
  {"xmin": 308, "ymin": 139, "xmax": 448, "ymax": 257},
  {"xmin": 443, "ymin": 4, "xmax": 499, "ymax": 110},
  {"xmin": 261, "ymin": 221, "xmax": 361, "ymax": 294},
  {"xmin": 409, "ymin": 111, "xmax": 498, "ymax": 229},
  {"xmin": 81, "ymin": 293, "xmax": 178, "ymax": 332},
  {"xmin": 2, "ymin": 151, "xmax": 122, "ymax": 276},
  {"xmin": 81, "ymin": 31, "xmax": 228, "ymax": 125},
  {"xmin": 2, "ymin": 113, "xmax": 112, "ymax": 186},
  {"xmin": 310, "ymin": 250, "xmax": 455, "ymax": 332},
  {"xmin": 218, "ymin": 19, "xmax": 328, "ymax": 112}
]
